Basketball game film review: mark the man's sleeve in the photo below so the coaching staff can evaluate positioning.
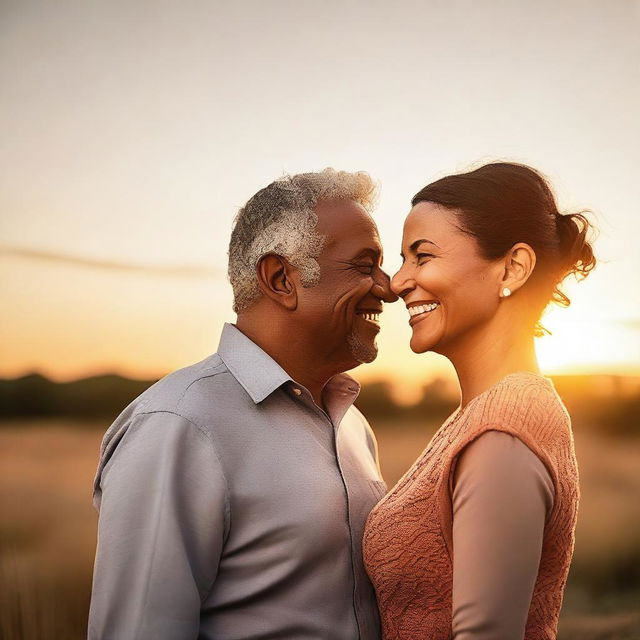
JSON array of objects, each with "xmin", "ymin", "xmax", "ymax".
[{"xmin": 88, "ymin": 411, "xmax": 229, "ymax": 640}]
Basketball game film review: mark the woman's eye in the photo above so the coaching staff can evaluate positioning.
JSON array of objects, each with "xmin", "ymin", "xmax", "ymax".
[{"xmin": 416, "ymin": 253, "xmax": 434, "ymax": 265}]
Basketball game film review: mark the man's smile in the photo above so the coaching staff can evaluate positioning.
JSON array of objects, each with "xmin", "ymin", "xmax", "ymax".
[{"xmin": 355, "ymin": 308, "xmax": 382, "ymax": 328}]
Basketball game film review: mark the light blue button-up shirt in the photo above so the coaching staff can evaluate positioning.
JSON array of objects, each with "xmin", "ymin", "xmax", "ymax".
[{"xmin": 89, "ymin": 322, "xmax": 386, "ymax": 639}]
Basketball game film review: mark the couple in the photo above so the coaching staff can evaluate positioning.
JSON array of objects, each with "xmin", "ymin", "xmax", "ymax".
[{"xmin": 89, "ymin": 162, "xmax": 596, "ymax": 640}]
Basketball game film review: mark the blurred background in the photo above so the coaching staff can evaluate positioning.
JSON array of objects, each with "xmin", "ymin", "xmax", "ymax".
[{"xmin": 1, "ymin": 1, "xmax": 639, "ymax": 638}]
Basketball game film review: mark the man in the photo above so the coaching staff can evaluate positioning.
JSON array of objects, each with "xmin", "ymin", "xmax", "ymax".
[{"xmin": 89, "ymin": 169, "xmax": 397, "ymax": 639}]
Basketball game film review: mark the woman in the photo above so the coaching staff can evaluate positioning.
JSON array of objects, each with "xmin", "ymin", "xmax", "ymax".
[{"xmin": 363, "ymin": 162, "xmax": 597, "ymax": 640}]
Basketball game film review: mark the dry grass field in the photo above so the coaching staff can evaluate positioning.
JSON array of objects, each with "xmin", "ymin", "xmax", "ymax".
[{"xmin": 1, "ymin": 418, "xmax": 639, "ymax": 639}]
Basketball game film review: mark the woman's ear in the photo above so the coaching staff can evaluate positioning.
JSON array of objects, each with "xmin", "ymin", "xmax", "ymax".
[
  {"xmin": 255, "ymin": 253, "xmax": 298, "ymax": 310},
  {"xmin": 500, "ymin": 242, "xmax": 537, "ymax": 294}
]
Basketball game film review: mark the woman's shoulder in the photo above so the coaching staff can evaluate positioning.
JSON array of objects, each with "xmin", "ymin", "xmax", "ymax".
[
  {"xmin": 463, "ymin": 371, "xmax": 572, "ymax": 439},
  {"xmin": 450, "ymin": 373, "xmax": 577, "ymax": 494}
]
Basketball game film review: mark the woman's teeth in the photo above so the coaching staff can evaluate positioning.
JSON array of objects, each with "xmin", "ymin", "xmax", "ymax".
[{"xmin": 408, "ymin": 303, "xmax": 439, "ymax": 318}]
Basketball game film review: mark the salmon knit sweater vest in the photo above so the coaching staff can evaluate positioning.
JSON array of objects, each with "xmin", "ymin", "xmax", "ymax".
[{"xmin": 363, "ymin": 371, "xmax": 579, "ymax": 640}]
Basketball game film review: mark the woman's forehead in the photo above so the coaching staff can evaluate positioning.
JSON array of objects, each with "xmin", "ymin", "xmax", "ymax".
[{"xmin": 403, "ymin": 202, "xmax": 459, "ymax": 243}]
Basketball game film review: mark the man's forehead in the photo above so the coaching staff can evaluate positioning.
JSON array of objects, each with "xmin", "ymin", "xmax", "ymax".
[{"xmin": 315, "ymin": 198, "xmax": 380, "ymax": 251}]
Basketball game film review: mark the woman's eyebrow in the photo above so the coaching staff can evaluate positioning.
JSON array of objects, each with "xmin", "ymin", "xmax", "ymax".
[
  {"xmin": 401, "ymin": 238, "xmax": 439, "ymax": 259},
  {"xmin": 409, "ymin": 238, "xmax": 439, "ymax": 251}
]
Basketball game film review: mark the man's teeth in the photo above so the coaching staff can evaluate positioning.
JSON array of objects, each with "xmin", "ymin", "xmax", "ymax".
[
  {"xmin": 359, "ymin": 312, "xmax": 380, "ymax": 322},
  {"xmin": 408, "ymin": 303, "xmax": 439, "ymax": 317}
]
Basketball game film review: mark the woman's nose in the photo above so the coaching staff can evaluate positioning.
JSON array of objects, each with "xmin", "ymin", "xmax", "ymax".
[{"xmin": 391, "ymin": 264, "xmax": 415, "ymax": 299}]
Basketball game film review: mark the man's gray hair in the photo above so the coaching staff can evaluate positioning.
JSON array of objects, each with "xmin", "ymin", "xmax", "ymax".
[{"xmin": 228, "ymin": 168, "xmax": 377, "ymax": 313}]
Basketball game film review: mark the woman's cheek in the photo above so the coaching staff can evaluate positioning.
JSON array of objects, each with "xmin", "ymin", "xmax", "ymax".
[{"xmin": 418, "ymin": 266, "xmax": 450, "ymax": 293}]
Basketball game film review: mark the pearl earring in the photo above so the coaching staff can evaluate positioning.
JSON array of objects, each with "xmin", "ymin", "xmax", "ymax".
[{"xmin": 501, "ymin": 287, "xmax": 511, "ymax": 297}]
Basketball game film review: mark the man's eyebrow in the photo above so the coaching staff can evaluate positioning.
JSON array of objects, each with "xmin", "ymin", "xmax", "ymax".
[{"xmin": 351, "ymin": 247, "xmax": 382, "ymax": 260}]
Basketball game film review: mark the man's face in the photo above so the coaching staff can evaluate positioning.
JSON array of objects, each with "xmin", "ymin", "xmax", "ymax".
[{"xmin": 295, "ymin": 198, "xmax": 397, "ymax": 370}]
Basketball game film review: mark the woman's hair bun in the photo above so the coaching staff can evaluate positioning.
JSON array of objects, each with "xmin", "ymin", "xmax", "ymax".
[{"xmin": 555, "ymin": 211, "xmax": 597, "ymax": 281}]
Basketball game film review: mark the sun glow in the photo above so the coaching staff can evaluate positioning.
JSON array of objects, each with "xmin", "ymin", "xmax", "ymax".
[{"xmin": 536, "ymin": 307, "xmax": 640, "ymax": 375}]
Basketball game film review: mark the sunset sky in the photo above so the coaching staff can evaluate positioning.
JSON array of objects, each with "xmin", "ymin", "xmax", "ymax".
[{"xmin": 2, "ymin": 0, "xmax": 639, "ymax": 399}]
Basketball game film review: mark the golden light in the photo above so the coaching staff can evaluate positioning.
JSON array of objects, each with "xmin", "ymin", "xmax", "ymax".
[{"xmin": 536, "ymin": 309, "xmax": 640, "ymax": 375}]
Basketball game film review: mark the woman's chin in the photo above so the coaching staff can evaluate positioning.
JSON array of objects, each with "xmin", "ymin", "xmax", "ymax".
[
  {"xmin": 409, "ymin": 334, "xmax": 435, "ymax": 354},
  {"xmin": 409, "ymin": 322, "xmax": 447, "ymax": 354}
]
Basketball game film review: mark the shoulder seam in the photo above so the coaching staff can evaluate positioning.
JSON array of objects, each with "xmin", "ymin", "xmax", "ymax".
[
  {"xmin": 135, "ymin": 408, "xmax": 210, "ymax": 438},
  {"xmin": 176, "ymin": 363, "xmax": 230, "ymax": 410}
]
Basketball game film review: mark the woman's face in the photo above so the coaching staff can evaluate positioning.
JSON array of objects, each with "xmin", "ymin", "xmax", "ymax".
[{"xmin": 392, "ymin": 201, "xmax": 504, "ymax": 355}]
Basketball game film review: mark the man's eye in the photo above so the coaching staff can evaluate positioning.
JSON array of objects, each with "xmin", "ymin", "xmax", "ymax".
[{"xmin": 356, "ymin": 262, "xmax": 375, "ymax": 273}]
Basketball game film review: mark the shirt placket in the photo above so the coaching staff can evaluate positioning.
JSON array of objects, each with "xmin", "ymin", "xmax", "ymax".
[{"xmin": 289, "ymin": 383, "xmax": 364, "ymax": 639}]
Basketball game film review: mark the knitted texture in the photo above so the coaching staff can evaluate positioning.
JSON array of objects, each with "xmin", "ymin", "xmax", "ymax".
[{"xmin": 363, "ymin": 371, "xmax": 579, "ymax": 640}]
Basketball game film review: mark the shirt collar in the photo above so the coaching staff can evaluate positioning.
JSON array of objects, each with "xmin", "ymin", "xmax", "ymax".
[
  {"xmin": 321, "ymin": 373, "xmax": 362, "ymax": 427},
  {"xmin": 217, "ymin": 323, "xmax": 293, "ymax": 403},
  {"xmin": 216, "ymin": 323, "xmax": 362, "ymax": 409}
]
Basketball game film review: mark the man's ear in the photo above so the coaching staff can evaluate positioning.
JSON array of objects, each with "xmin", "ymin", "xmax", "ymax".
[{"xmin": 256, "ymin": 253, "xmax": 298, "ymax": 310}]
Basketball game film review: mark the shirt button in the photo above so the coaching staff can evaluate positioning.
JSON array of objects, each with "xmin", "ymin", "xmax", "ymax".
[{"xmin": 293, "ymin": 387, "xmax": 302, "ymax": 396}]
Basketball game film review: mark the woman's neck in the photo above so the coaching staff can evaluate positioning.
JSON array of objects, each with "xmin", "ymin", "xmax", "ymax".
[{"xmin": 445, "ymin": 321, "xmax": 540, "ymax": 411}]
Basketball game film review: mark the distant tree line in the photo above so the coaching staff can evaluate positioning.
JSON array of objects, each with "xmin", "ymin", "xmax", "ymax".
[
  {"xmin": 1, "ymin": 372, "xmax": 638, "ymax": 437},
  {"xmin": 0, "ymin": 374, "xmax": 156, "ymax": 418},
  {"xmin": 355, "ymin": 378, "xmax": 458, "ymax": 424}
]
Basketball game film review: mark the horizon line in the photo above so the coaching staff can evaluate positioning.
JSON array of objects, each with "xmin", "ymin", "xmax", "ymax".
[{"xmin": 0, "ymin": 245, "xmax": 224, "ymax": 279}]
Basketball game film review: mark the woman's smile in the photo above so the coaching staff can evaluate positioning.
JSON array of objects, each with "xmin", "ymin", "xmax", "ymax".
[{"xmin": 406, "ymin": 301, "xmax": 440, "ymax": 326}]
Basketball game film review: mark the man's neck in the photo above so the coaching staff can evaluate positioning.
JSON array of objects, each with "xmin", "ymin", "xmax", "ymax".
[{"xmin": 234, "ymin": 317, "xmax": 344, "ymax": 411}]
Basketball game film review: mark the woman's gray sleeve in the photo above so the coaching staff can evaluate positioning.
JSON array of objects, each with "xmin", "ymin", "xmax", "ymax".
[{"xmin": 450, "ymin": 430, "xmax": 554, "ymax": 640}]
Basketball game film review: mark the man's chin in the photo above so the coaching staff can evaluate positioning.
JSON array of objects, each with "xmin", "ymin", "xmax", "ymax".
[{"xmin": 347, "ymin": 332, "xmax": 378, "ymax": 364}]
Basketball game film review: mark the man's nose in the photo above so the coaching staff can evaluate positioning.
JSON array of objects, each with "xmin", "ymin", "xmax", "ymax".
[{"xmin": 373, "ymin": 269, "xmax": 399, "ymax": 303}]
